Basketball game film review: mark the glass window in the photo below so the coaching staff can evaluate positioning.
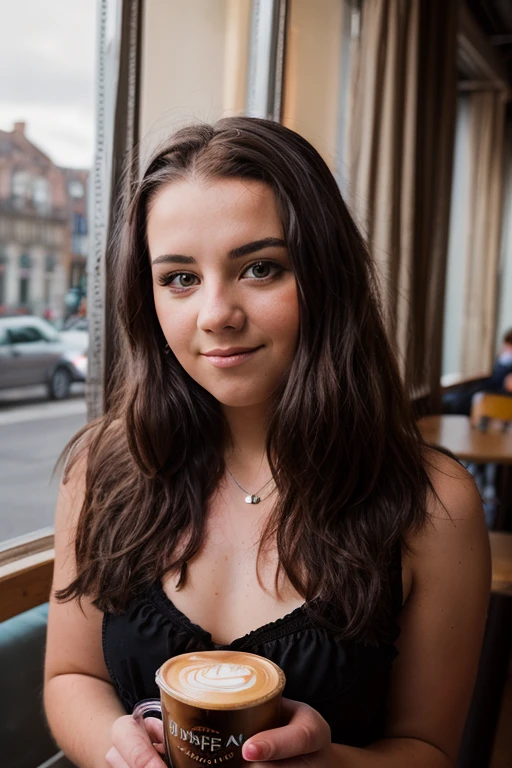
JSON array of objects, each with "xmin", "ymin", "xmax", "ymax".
[
  {"xmin": 0, "ymin": 253, "xmax": 6, "ymax": 306},
  {"xmin": 442, "ymin": 96, "xmax": 471, "ymax": 382},
  {"xmin": 32, "ymin": 177, "xmax": 51, "ymax": 211},
  {"xmin": 19, "ymin": 276, "xmax": 30, "ymax": 306},
  {"xmin": 0, "ymin": 1, "xmax": 94, "ymax": 549},
  {"xmin": 19, "ymin": 253, "xmax": 32, "ymax": 270},
  {"xmin": 45, "ymin": 254, "xmax": 56, "ymax": 272},
  {"xmin": 68, "ymin": 180, "xmax": 84, "ymax": 198},
  {"xmin": 12, "ymin": 170, "xmax": 30, "ymax": 198},
  {"xmin": 73, "ymin": 213, "xmax": 87, "ymax": 235},
  {"xmin": 7, "ymin": 326, "xmax": 45, "ymax": 344}
]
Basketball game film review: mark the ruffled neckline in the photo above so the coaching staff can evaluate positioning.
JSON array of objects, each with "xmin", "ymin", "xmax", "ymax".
[{"xmin": 150, "ymin": 582, "xmax": 312, "ymax": 649}]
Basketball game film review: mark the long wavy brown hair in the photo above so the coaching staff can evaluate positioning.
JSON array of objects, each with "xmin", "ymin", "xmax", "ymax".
[{"xmin": 57, "ymin": 116, "xmax": 432, "ymax": 644}]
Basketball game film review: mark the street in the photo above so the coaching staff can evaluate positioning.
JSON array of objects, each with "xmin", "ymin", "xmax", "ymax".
[{"xmin": 0, "ymin": 386, "xmax": 87, "ymax": 543}]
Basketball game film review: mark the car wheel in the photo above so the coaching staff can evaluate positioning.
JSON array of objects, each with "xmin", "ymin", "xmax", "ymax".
[{"xmin": 49, "ymin": 367, "xmax": 72, "ymax": 400}]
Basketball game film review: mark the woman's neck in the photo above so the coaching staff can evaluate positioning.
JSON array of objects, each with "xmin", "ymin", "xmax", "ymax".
[{"xmin": 222, "ymin": 403, "xmax": 271, "ymax": 485}]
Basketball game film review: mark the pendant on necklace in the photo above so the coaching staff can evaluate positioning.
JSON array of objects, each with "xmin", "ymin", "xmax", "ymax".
[{"xmin": 245, "ymin": 494, "xmax": 261, "ymax": 504}]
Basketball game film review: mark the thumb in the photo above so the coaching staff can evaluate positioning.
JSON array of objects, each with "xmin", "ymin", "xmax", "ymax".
[{"xmin": 111, "ymin": 714, "xmax": 167, "ymax": 768}]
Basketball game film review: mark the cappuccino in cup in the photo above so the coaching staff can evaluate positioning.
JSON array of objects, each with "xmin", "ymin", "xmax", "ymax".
[{"xmin": 134, "ymin": 650, "xmax": 285, "ymax": 768}]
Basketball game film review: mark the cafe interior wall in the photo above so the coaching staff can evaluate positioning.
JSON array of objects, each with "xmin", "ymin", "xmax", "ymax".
[{"xmin": 139, "ymin": 0, "xmax": 251, "ymax": 164}]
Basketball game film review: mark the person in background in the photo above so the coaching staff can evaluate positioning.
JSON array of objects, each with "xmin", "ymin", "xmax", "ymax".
[
  {"xmin": 44, "ymin": 117, "xmax": 490, "ymax": 768},
  {"xmin": 443, "ymin": 328, "xmax": 512, "ymax": 416}
]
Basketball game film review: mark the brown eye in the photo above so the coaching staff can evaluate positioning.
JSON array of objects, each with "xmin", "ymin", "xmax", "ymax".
[
  {"xmin": 177, "ymin": 273, "xmax": 196, "ymax": 287},
  {"xmin": 156, "ymin": 271, "xmax": 199, "ymax": 289},
  {"xmin": 252, "ymin": 262, "xmax": 270, "ymax": 278},
  {"xmin": 244, "ymin": 261, "xmax": 281, "ymax": 280}
]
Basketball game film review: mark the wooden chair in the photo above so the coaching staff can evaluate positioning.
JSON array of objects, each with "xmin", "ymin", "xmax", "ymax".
[
  {"xmin": 470, "ymin": 392, "xmax": 512, "ymax": 430},
  {"xmin": 468, "ymin": 393, "xmax": 512, "ymax": 530}
]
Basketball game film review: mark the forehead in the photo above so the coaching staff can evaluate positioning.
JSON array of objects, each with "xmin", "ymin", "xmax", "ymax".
[{"xmin": 146, "ymin": 177, "xmax": 283, "ymax": 253}]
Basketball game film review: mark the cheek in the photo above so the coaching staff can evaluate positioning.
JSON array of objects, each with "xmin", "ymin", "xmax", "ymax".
[
  {"xmin": 263, "ymin": 284, "xmax": 300, "ymax": 349},
  {"xmin": 154, "ymin": 296, "xmax": 193, "ymax": 350}
]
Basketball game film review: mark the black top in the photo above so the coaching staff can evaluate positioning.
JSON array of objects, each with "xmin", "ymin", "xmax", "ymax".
[{"xmin": 103, "ymin": 555, "xmax": 402, "ymax": 748}]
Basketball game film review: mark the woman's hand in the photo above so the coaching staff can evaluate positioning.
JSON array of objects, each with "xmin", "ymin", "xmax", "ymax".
[
  {"xmin": 105, "ymin": 715, "xmax": 166, "ymax": 768},
  {"xmin": 242, "ymin": 698, "xmax": 332, "ymax": 766}
]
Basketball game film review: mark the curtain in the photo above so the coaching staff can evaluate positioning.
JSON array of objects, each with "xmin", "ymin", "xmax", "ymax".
[
  {"xmin": 347, "ymin": 0, "xmax": 458, "ymax": 408},
  {"xmin": 460, "ymin": 91, "xmax": 507, "ymax": 377}
]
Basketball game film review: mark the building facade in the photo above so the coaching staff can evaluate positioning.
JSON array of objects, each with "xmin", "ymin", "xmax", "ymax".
[{"xmin": 0, "ymin": 122, "xmax": 88, "ymax": 319}]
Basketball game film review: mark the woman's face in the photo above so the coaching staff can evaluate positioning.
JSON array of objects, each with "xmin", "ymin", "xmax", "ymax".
[{"xmin": 148, "ymin": 177, "xmax": 299, "ymax": 409}]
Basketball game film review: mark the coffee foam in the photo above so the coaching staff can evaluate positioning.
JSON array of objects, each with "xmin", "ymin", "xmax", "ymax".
[{"xmin": 158, "ymin": 651, "xmax": 285, "ymax": 709}]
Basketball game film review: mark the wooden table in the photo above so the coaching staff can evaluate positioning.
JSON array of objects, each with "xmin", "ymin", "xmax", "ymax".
[{"xmin": 417, "ymin": 414, "xmax": 512, "ymax": 464}]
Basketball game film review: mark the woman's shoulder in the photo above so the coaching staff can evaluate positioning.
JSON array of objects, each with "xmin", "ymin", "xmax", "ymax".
[
  {"xmin": 402, "ymin": 446, "xmax": 490, "ymax": 601},
  {"xmin": 421, "ymin": 446, "xmax": 483, "ymax": 522}
]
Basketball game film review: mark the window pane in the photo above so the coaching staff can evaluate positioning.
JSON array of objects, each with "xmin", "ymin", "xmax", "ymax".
[
  {"xmin": 8, "ymin": 326, "xmax": 44, "ymax": 344},
  {"xmin": 0, "ymin": 0, "xmax": 94, "ymax": 544}
]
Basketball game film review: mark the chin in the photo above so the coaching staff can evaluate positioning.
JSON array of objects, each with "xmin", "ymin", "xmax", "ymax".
[{"xmin": 205, "ymin": 386, "xmax": 272, "ymax": 409}]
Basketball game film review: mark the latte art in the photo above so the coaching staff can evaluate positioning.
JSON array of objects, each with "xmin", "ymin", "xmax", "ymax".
[
  {"xmin": 180, "ymin": 663, "xmax": 257, "ymax": 694},
  {"xmin": 158, "ymin": 650, "xmax": 286, "ymax": 710}
]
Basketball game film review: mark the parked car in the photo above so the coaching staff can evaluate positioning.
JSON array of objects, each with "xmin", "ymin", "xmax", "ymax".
[
  {"xmin": 59, "ymin": 315, "xmax": 89, "ymax": 351},
  {"xmin": 0, "ymin": 316, "xmax": 87, "ymax": 399}
]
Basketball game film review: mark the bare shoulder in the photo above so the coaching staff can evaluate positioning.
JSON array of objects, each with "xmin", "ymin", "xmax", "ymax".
[
  {"xmin": 403, "ymin": 446, "xmax": 491, "ymax": 598},
  {"xmin": 422, "ymin": 446, "xmax": 483, "ymax": 522},
  {"xmin": 387, "ymin": 447, "xmax": 491, "ymax": 759},
  {"xmin": 46, "ymin": 420, "xmax": 110, "ymax": 685}
]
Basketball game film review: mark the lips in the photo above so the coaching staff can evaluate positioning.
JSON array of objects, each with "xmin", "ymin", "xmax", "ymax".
[
  {"xmin": 201, "ymin": 346, "xmax": 263, "ymax": 368},
  {"xmin": 202, "ymin": 346, "xmax": 261, "ymax": 357}
]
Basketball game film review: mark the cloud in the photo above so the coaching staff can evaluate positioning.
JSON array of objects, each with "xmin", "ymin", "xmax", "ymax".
[{"xmin": 0, "ymin": 0, "xmax": 97, "ymax": 167}]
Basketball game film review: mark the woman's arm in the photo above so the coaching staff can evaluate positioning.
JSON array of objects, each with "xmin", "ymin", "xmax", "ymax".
[
  {"xmin": 44, "ymin": 458, "xmax": 133, "ymax": 766},
  {"xmin": 242, "ymin": 450, "xmax": 491, "ymax": 767}
]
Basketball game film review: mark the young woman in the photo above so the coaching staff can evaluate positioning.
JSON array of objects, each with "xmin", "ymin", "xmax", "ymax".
[{"xmin": 44, "ymin": 117, "xmax": 490, "ymax": 768}]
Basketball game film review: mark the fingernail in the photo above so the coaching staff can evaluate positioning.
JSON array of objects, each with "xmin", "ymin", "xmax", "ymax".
[{"xmin": 244, "ymin": 741, "xmax": 268, "ymax": 761}]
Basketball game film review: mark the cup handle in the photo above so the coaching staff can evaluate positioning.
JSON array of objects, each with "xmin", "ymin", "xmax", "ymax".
[
  {"xmin": 132, "ymin": 698, "xmax": 162, "ymax": 723},
  {"xmin": 132, "ymin": 699, "xmax": 169, "ymax": 766}
]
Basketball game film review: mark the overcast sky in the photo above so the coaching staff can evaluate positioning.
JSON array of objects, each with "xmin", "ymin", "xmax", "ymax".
[{"xmin": 0, "ymin": 0, "xmax": 97, "ymax": 168}]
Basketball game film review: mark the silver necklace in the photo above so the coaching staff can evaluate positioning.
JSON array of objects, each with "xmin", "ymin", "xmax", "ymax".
[{"xmin": 226, "ymin": 468, "xmax": 275, "ymax": 504}]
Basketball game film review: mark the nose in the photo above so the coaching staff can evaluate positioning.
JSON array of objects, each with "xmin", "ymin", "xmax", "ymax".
[{"xmin": 197, "ymin": 283, "xmax": 246, "ymax": 333}]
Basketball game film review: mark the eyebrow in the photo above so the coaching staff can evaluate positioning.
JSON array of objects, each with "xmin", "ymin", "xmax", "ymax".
[{"xmin": 151, "ymin": 237, "xmax": 286, "ymax": 266}]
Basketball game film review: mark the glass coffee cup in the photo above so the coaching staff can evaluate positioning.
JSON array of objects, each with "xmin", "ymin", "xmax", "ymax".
[{"xmin": 133, "ymin": 650, "xmax": 286, "ymax": 768}]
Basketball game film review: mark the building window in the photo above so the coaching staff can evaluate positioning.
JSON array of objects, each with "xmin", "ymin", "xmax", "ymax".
[
  {"xmin": 19, "ymin": 277, "xmax": 30, "ymax": 306},
  {"xmin": 0, "ymin": 253, "xmax": 7, "ymax": 306},
  {"xmin": 44, "ymin": 254, "xmax": 56, "ymax": 305},
  {"xmin": 73, "ymin": 213, "xmax": 87, "ymax": 235},
  {"xmin": 12, "ymin": 170, "xmax": 30, "ymax": 199},
  {"xmin": 18, "ymin": 253, "xmax": 33, "ymax": 307},
  {"xmin": 68, "ymin": 180, "xmax": 85, "ymax": 199},
  {"xmin": 33, "ymin": 177, "xmax": 51, "ymax": 212}
]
